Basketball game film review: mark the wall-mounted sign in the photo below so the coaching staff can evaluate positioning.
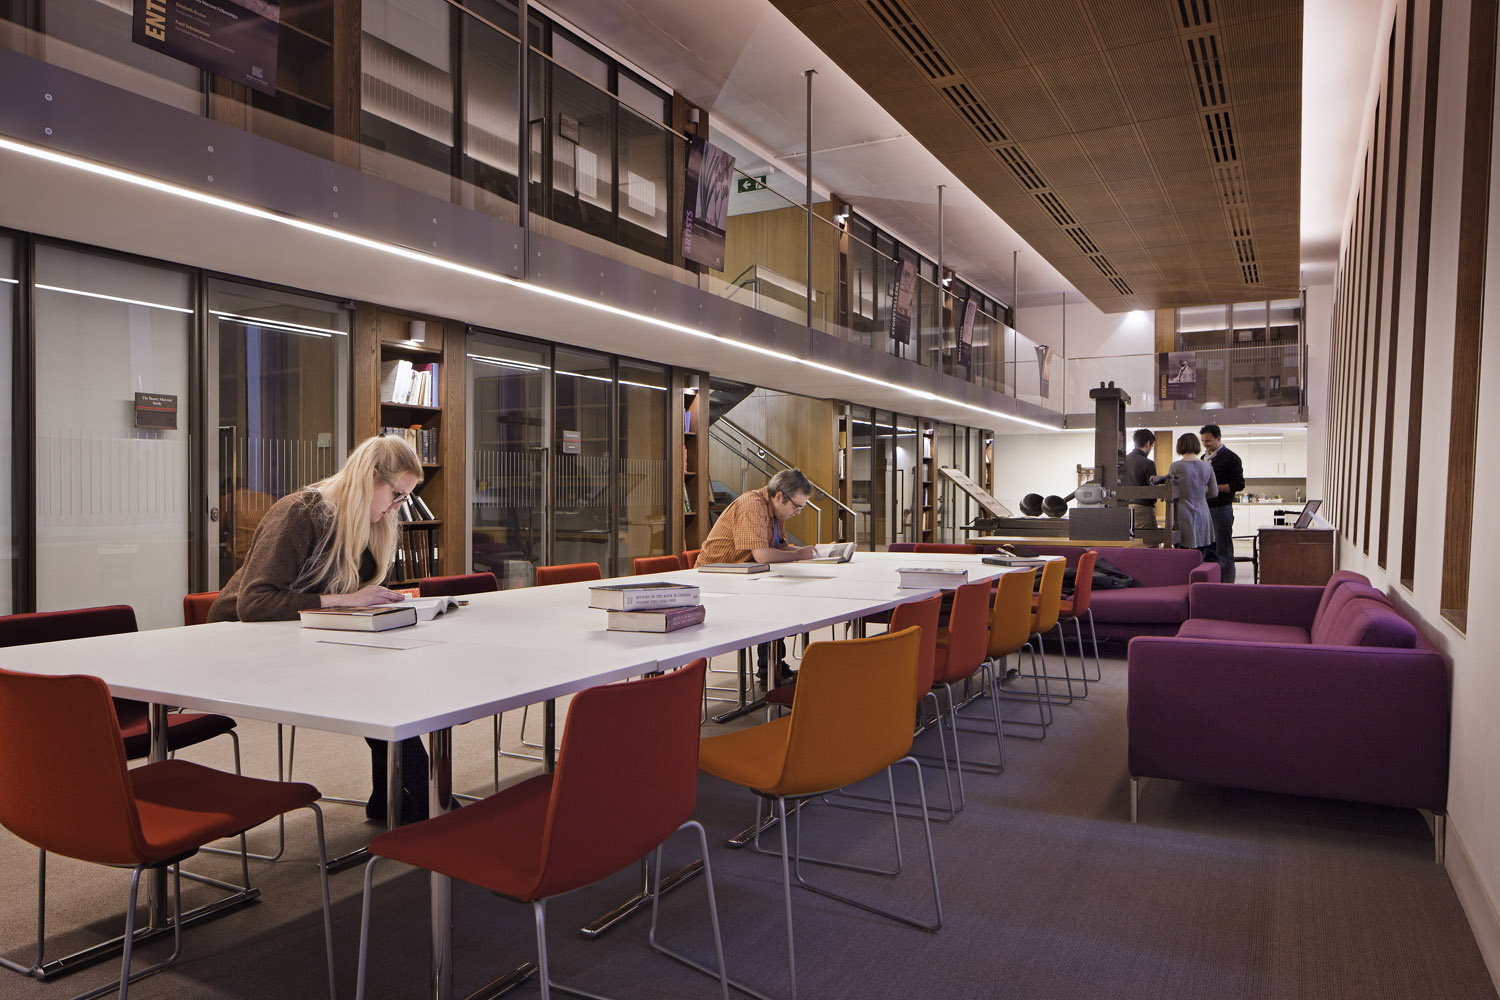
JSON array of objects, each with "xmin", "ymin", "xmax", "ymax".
[
  {"xmin": 1035, "ymin": 344, "xmax": 1052, "ymax": 399},
  {"xmin": 134, "ymin": 392, "xmax": 178, "ymax": 430},
  {"xmin": 1158, "ymin": 351, "xmax": 1198, "ymax": 400},
  {"xmin": 735, "ymin": 175, "xmax": 768, "ymax": 194},
  {"xmin": 889, "ymin": 259, "xmax": 916, "ymax": 345},
  {"xmin": 683, "ymin": 135, "xmax": 735, "ymax": 270},
  {"xmin": 132, "ymin": 0, "xmax": 280, "ymax": 96},
  {"xmin": 559, "ymin": 114, "xmax": 580, "ymax": 143},
  {"xmin": 957, "ymin": 298, "xmax": 976, "ymax": 368},
  {"xmin": 560, "ymin": 429, "xmax": 581, "ymax": 455}
]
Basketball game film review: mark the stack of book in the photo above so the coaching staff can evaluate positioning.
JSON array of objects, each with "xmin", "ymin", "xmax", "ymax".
[
  {"xmin": 379, "ymin": 359, "xmax": 441, "ymax": 407},
  {"xmin": 589, "ymin": 581, "xmax": 705, "ymax": 632},
  {"xmin": 897, "ymin": 567, "xmax": 969, "ymax": 589}
]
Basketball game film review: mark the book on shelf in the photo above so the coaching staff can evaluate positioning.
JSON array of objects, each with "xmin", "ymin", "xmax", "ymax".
[
  {"xmin": 805, "ymin": 541, "xmax": 855, "ymax": 564},
  {"xmin": 378, "ymin": 360, "xmax": 440, "ymax": 406},
  {"xmin": 683, "ymin": 483, "xmax": 693, "ymax": 515},
  {"xmin": 299, "ymin": 606, "xmax": 418, "ymax": 631},
  {"xmin": 697, "ymin": 562, "xmax": 769, "ymax": 574},
  {"xmin": 897, "ymin": 567, "xmax": 969, "ymax": 589},
  {"xmin": 606, "ymin": 605, "xmax": 707, "ymax": 633},
  {"xmin": 391, "ymin": 595, "xmax": 464, "ymax": 621},
  {"xmin": 379, "ymin": 425, "xmax": 438, "ymax": 464},
  {"xmin": 588, "ymin": 582, "xmax": 700, "ymax": 611}
]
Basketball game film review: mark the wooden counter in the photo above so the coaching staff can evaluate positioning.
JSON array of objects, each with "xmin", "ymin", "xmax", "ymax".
[{"xmin": 1257, "ymin": 527, "xmax": 1335, "ymax": 586}]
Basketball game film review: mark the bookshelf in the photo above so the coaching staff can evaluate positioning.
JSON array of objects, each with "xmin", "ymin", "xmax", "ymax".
[
  {"xmin": 919, "ymin": 423, "xmax": 935, "ymax": 543},
  {"xmin": 674, "ymin": 370, "xmax": 711, "ymax": 551},
  {"xmin": 354, "ymin": 305, "xmax": 465, "ymax": 587}
]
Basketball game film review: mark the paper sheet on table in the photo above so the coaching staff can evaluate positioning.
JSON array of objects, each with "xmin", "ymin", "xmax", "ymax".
[
  {"xmin": 757, "ymin": 572, "xmax": 838, "ymax": 582},
  {"xmin": 314, "ymin": 635, "xmax": 445, "ymax": 651}
]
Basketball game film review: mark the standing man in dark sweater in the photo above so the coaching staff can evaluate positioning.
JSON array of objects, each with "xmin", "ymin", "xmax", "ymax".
[
  {"xmin": 1200, "ymin": 424, "xmax": 1245, "ymax": 582},
  {"xmin": 1122, "ymin": 428, "xmax": 1158, "ymax": 533}
]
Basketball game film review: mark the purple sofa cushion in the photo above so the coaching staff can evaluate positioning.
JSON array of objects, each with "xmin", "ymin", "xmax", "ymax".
[
  {"xmin": 1021, "ymin": 545, "xmax": 1208, "ymax": 589},
  {"xmin": 1310, "ymin": 570, "xmax": 1372, "ymax": 632},
  {"xmin": 1318, "ymin": 598, "xmax": 1419, "ymax": 648},
  {"xmin": 1176, "ymin": 619, "xmax": 1311, "ymax": 644},
  {"xmin": 1310, "ymin": 584, "xmax": 1391, "ymax": 644},
  {"xmin": 1090, "ymin": 584, "xmax": 1190, "ymax": 624}
]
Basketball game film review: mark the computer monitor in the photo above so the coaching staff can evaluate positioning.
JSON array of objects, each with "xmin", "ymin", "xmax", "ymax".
[{"xmin": 1293, "ymin": 499, "xmax": 1322, "ymax": 529}]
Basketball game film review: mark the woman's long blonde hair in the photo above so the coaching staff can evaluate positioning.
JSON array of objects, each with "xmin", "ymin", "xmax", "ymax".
[{"xmin": 295, "ymin": 435, "xmax": 424, "ymax": 594}]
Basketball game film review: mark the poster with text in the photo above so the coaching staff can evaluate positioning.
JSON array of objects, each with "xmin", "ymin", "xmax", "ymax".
[
  {"xmin": 890, "ymin": 259, "xmax": 916, "ymax": 345},
  {"xmin": 1158, "ymin": 351, "xmax": 1198, "ymax": 400},
  {"xmin": 133, "ymin": 0, "xmax": 279, "ymax": 95},
  {"xmin": 957, "ymin": 297, "xmax": 976, "ymax": 368},
  {"xmin": 1036, "ymin": 344, "xmax": 1052, "ymax": 398},
  {"xmin": 682, "ymin": 135, "xmax": 735, "ymax": 270}
]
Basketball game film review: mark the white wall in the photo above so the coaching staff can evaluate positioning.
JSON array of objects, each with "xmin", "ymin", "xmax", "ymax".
[
  {"xmin": 990, "ymin": 430, "xmax": 1095, "ymax": 513},
  {"xmin": 1302, "ymin": 282, "xmax": 1333, "ymax": 499}
]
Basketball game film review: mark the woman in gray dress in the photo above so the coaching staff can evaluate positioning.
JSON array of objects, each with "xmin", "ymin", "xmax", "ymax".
[{"xmin": 1156, "ymin": 432, "xmax": 1218, "ymax": 559}]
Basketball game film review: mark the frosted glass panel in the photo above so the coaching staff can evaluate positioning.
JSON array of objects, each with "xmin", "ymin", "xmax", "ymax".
[
  {"xmin": 34, "ymin": 245, "xmax": 190, "ymax": 631},
  {"xmin": 0, "ymin": 237, "xmax": 14, "ymax": 615}
]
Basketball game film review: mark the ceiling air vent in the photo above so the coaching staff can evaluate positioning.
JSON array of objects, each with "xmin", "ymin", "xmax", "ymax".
[
  {"xmin": 865, "ymin": 0, "xmax": 953, "ymax": 80},
  {"xmin": 1108, "ymin": 276, "xmax": 1135, "ymax": 296},
  {"xmin": 1177, "ymin": 0, "xmax": 1213, "ymax": 28},
  {"xmin": 1186, "ymin": 35, "xmax": 1226, "ymax": 107},
  {"xmin": 1204, "ymin": 110, "xmax": 1237, "ymax": 163},
  {"xmin": 1034, "ymin": 191, "xmax": 1077, "ymax": 227},
  {"xmin": 1065, "ymin": 226, "xmax": 1102, "ymax": 255},
  {"xmin": 995, "ymin": 146, "xmax": 1045, "ymax": 190},
  {"xmin": 941, "ymin": 84, "xmax": 1008, "ymax": 144},
  {"xmin": 1090, "ymin": 254, "xmax": 1120, "ymax": 278}
]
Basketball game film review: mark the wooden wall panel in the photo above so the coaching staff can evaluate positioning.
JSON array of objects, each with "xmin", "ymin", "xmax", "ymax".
[{"xmin": 718, "ymin": 203, "xmax": 836, "ymax": 315}]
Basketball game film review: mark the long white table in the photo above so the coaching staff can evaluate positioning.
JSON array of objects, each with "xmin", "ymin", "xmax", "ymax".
[{"xmin": 0, "ymin": 552, "xmax": 1017, "ymax": 1000}]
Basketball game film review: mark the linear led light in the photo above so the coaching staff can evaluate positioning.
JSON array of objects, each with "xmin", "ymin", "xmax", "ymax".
[
  {"xmin": 211, "ymin": 310, "xmax": 344, "ymax": 338},
  {"xmin": 0, "ymin": 277, "xmax": 18, "ymax": 285},
  {"xmin": 468, "ymin": 353, "xmax": 549, "ymax": 371},
  {"xmin": 34, "ymin": 283, "xmax": 193, "ymax": 314},
  {"xmin": 0, "ymin": 136, "xmax": 1058, "ymax": 432}
]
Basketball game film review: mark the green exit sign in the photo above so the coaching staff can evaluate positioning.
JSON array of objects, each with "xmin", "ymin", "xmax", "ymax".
[{"xmin": 736, "ymin": 175, "xmax": 768, "ymax": 193}]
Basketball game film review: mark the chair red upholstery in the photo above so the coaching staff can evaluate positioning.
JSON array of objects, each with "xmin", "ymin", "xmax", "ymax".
[
  {"xmin": 1057, "ymin": 550, "xmax": 1102, "ymax": 682},
  {"xmin": 0, "ymin": 607, "xmax": 237, "ymax": 763},
  {"xmin": 634, "ymin": 554, "xmax": 684, "ymax": 575},
  {"xmin": 355, "ymin": 660, "xmax": 727, "ymax": 999},
  {"xmin": 913, "ymin": 543, "xmax": 979, "ymax": 554},
  {"xmin": 183, "ymin": 592, "xmax": 218, "ymax": 626},
  {"xmin": 418, "ymin": 572, "xmax": 498, "ymax": 597},
  {"xmin": 682, "ymin": 548, "xmax": 702, "ymax": 568},
  {"xmin": 887, "ymin": 542, "xmax": 917, "ymax": 552},
  {"xmin": 932, "ymin": 580, "xmax": 1006, "ymax": 778},
  {"xmin": 534, "ymin": 562, "xmax": 603, "ymax": 587},
  {"xmin": 0, "ymin": 666, "xmax": 336, "ymax": 997}
]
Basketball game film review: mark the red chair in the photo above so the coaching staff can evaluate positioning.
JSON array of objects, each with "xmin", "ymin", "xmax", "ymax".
[
  {"xmin": 634, "ymin": 554, "xmax": 684, "ymax": 575},
  {"xmin": 0, "ymin": 666, "xmax": 336, "ymax": 999},
  {"xmin": 682, "ymin": 548, "xmax": 702, "ymax": 568},
  {"xmin": 419, "ymin": 571, "xmax": 498, "ymax": 597},
  {"xmin": 354, "ymin": 660, "xmax": 727, "ymax": 1000},
  {"xmin": 913, "ymin": 543, "xmax": 979, "ymax": 554},
  {"xmin": 1056, "ymin": 550, "xmax": 1102, "ymax": 683},
  {"xmin": 887, "ymin": 542, "xmax": 917, "ymax": 552},
  {"xmin": 183, "ymin": 591, "xmax": 218, "ymax": 626},
  {"xmin": 933, "ymin": 580, "xmax": 1006, "ymax": 792},
  {"xmin": 535, "ymin": 562, "xmax": 603, "ymax": 587}
]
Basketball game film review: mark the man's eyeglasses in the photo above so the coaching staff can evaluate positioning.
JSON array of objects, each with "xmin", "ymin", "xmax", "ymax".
[{"xmin": 777, "ymin": 494, "xmax": 807, "ymax": 514}]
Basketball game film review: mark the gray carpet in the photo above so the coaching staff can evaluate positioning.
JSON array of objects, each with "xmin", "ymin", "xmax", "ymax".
[{"xmin": 2, "ymin": 648, "xmax": 1494, "ymax": 1000}]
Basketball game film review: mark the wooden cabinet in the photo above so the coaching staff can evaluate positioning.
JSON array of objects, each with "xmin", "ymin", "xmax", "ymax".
[
  {"xmin": 353, "ymin": 305, "xmax": 465, "ymax": 586},
  {"xmin": 1257, "ymin": 527, "xmax": 1335, "ymax": 586}
]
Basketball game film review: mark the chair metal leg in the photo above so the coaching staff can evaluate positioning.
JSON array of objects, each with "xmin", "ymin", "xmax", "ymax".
[
  {"xmin": 780, "ymin": 772, "xmax": 902, "ymax": 879},
  {"xmin": 935, "ymin": 666, "xmax": 1007, "ymax": 775},
  {"xmin": 996, "ymin": 643, "xmax": 1052, "ymax": 738},
  {"xmin": 777, "ymin": 797, "xmax": 799, "ymax": 1000},
  {"xmin": 355, "ymin": 857, "xmax": 380, "ymax": 1000},
  {"xmin": 1130, "ymin": 777, "xmax": 1140, "ymax": 823},
  {"xmin": 533, "ymin": 899, "xmax": 552, "ymax": 1000},
  {"xmin": 307, "ymin": 804, "xmax": 337, "ymax": 1000},
  {"xmin": 645, "ymin": 822, "xmax": 732, "ymax": 1000},
  {"xmin": 1084, "ymin": 609, "xmax": 1103, "ymax": 682},
  {"xmin": 1434, "ymin": 812, "xmax": 1446, "ymax": 865},
  {"xmin": 79, "ymin": 863, "xmax": 183, "ymax": 1000},
  {"xmin": 843, "ymin": 691, "xmax": 962, "ymax": 821}
]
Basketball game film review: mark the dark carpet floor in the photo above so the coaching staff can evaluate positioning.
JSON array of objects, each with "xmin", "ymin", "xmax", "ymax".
[{"xmin": 2, "ymin": 649, "xmax": 1494, "ymax": 999}]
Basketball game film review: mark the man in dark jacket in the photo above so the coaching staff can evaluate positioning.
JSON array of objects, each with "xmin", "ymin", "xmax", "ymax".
[
  {"xmin": 1122, "ymin": 428, "xmax": 1157, "ymax": 533},
  {"xmin": 1200, "ymin": 424, "xmax": 1245, "ymax": 582}
]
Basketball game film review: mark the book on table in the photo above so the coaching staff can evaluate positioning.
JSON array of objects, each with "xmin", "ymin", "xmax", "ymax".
[
  {"xmin": 897, "ymin": 567, "xmax": 970, "ymax": 589},
  {"xmin": 982, "ymin": 554, "xmax": 1050, "ymax": 567},
  {"xmin": 805, "ymin": 542, "xmax": 855, "ymax": 564},
  {"xmin": 391, "ymin": 595, "xmax": 464, "ymax": 621},
  {"xmin": 606, "ymin": 605, "xmax": 707, "ymax": 632},
  {"xmin": 696, "ymin": 562, "xmax": 769, "ymax": 574},
  {"xmin": 588, "ymin": 582, "xmax": 701, "ymax": 611},
  {"xmin": 299, "ymin": 606, "xmax": 419, "ymax": 631}
]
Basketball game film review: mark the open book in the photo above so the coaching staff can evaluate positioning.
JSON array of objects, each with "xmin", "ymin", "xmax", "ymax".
[
  {"xmin": 391, "ymin": 595, "xmax": 465, "ymax": 621},
  {"xmin": 805, "ymin": 542, "xmax": 855, "ymax": 564}
]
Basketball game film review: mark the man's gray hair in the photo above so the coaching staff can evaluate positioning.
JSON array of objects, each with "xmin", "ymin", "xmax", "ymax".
[{"xmin": 767, "ymin": 468, "xmax": 815, "ymax": 499}]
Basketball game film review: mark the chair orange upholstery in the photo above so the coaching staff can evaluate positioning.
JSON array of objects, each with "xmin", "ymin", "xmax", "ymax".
[
  {"xmin": 355, "ymin": 660, "xmax": 727, "ymax": 1000},
  {"xmin": 634, "ymin": 554, "xmax": 684, "ymax": 575},
  {"xmin": 682, "ymin": 548, "xmax": 702, "ymax": 568},
  {"xmin": 987, "ymin": 568, "xmax": 1051, "ymax": 739},
  {"xmin": 183, "ymin": 592, "xmax": 218, "ymax": 626},
  {"xmin": 0, "ymin": 666, "xmax": 336, "ymax": 998},
  {"xmin": 418, "ymin": 572, "xmax": 498, "ymax": 597},
  {"xmin": 534, "ymin": 562, "xmax": 603, "ymax": 587},
  {"xmin": 0, "ymin": 607, "xmax": 238, "ymax": 764},
  {"xmin": 1028, "ymin": 558, "xmax": 1081, "ymax": 705},
  {"xmin": 699, "ymin": 628, "xmax": 940, "ymax": 997},
  {"xmin": 1056, "ymin": 550, "xmax": 1102, "ymax": 683},
  {"xmin": 913, "ymin": 543, "xmax": 979, "ymax": 554}
]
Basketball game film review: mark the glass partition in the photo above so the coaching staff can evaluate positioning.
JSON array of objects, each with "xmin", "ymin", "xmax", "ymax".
[
  {"xmin": 0, "ymin": 235, "xmax": 13, "ymax": 614},
  {"xmin": 552, "ymin": 347, "xmax": 613, "ymax": 572},
  {"xmin": 615, "ymin": 359, "xmax": 668, "ymax": 569}
]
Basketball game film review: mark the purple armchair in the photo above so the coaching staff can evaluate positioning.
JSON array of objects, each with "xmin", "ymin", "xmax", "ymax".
[
  {"xmin": 1127, "ymin": 572, "xmax": 1450, "ymax": 861},
  {"xmin": 1019, "ymin": 545, "xmax": 1220, "ymax": 641}
]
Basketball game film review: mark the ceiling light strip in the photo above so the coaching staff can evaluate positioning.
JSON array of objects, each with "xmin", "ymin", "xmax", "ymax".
[
  {"xmin": 0, "ymin": 135, "xmax": 1057, "ymax": 432},
  {"xmin": 34, "ymin": 283, "xmax": 194, "ymax": 314}
]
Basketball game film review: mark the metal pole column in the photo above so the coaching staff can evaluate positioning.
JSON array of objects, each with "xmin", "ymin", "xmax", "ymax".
[
  {"xmin": 518, "ymin": 0, "xmax": 530, "ymax": 279},
  {"xmin": 805, "ymin": 68, "xmax": 815, "ymax": 329}
]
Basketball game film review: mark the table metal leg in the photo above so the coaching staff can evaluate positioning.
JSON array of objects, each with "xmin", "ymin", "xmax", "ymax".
[
  {"xmin": 428, "ymin": 727, "xmax": 456, "ymax": 1000},
  {"xmin": 147, "ymin": 704, "xmax": 170, "ymax": 930},
  {"xmin": 543, "ymin": 699, "xmax": 557, "ymax": 772},
  {"xmin": 577, "ymin": 856, "xmax": 703, "ymax": 938},
  {"xmin": 711, "ymin": 648, "xmax": 767, "ymax": 724}
]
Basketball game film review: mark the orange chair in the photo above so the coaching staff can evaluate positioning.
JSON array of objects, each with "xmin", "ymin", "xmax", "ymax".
[
  {"xmin": 535, "ymin": 562, "xmax": 603, "ymax": 587},
  {"xmin": 0, "ymin": 666, "xmax": 336, "ymax": 1000},
  {"xmin": 183, "ymin": 591, "xmax": 218, "ymax": 626},
  {"xmin": 987, "ymin": 568, "xmax": 1052, "ymax": 739},
  {"xmin": 634, "ymin": 554, "xmax": 684, "ymax": 575},
  {"xmin": 1028, "ymin": 557, "xmax": 1080, "ymax": 706},
  {"xmin": 931, "ymin": 580, "xmax": 1006, "ymax": 793},
  {"xmin": 682, "ymin": 548, "xmax": 702, "ymax": 568},
  {"xmin": 418, "ymin": 571, "xmax": 498, "ymax": 597},
  {"xmin": 912, "ymin": 542, "xmax": 979, "ymax": 554},
  {"xmin": 354, "ymin": 660, "xmax": 727, "ymax": 1000},
  {"xmin": 699, "ymin": 628, "xmax": 940, "ymax": 999},
  {"xmin": 1056, "ymin": 550, "xmax": 1103, "ymax": 683}
]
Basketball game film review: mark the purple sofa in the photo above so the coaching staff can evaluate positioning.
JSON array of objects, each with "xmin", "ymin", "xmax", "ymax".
[
  {"xmin": 1127, "ymin": 571, "xmax": 1450, "ymax": 859},
  {"xmin": 1017, "ymin": 545, "xmax": 1220, "ymax": 641}
]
